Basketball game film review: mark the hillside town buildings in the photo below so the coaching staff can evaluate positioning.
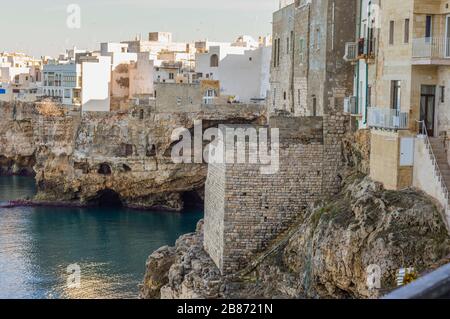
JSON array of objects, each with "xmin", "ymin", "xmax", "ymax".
[
  {"xmin": 0, "ymin": 52, "xmax": 42, "ymax": 102},
  {"xmin": 2, "ymin": 32, "xmax": 271, "ymax": 111}
]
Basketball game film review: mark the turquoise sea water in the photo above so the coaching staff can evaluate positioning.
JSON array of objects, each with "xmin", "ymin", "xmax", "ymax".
[{"xmin": 0, "ymin": 176, "xmax": 203, "ymax": 299}]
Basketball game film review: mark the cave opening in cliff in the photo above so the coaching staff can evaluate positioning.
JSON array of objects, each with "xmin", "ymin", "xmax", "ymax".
[
  {"xmin": 90, "ymin": 189, "xmax": 123, "ymax": 207},
  {"xmin": 182, "ymin": 190, "xmax": 204, "ymax": 210},
  {"xmin": 98, "ymin": 163, "xmax": 112, "ymax": 175}
]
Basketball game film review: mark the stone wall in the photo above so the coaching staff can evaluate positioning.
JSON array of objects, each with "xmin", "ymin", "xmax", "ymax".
[
  {"xmin": 268, "ymin": 0, "xmax": 356, "ymax": 116},
  {"xmin": 204, "ymin": 113, "xmax": 350, "ymax": 274}
]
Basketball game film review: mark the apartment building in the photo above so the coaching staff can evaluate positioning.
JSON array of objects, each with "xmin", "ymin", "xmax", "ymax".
[
  {"xmin": 42, "ymin": 62, "xmax": 82, "ymax": 105},
  {"xmin": 343, "ymin": 0, "xmax": 450, "ymax": 226},
  {"xmin": 195, "ymin": 36, "xmax": 271, "ymax": 103},
  {"xmin": 268, "ymin": 0, "xmax": 356, "ymax": 116}
]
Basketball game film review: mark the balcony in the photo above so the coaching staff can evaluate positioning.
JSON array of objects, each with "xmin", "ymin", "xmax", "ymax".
[
  {"xmin": 412, "ymin": 37, "xmax": 450, "ymax": 65},
  {"xmin": 344, "ymin": 38, "xmax": 375, "ymax": 63},
  {"xmin": 368, "ymin": 107, "xmax": 409, "ymax": 130},
  {"xmin": 344, "ymin": 42, "xmax": 357, "ymax": 62}
]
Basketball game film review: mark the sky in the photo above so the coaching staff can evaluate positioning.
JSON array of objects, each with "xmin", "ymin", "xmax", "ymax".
[{"xmin": 0, "ymin": 0, "xmax": 279, "ymax": 57}]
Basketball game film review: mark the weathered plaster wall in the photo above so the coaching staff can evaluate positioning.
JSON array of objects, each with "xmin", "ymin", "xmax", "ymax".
[{"xmin": 370, "ymin": 129, "xmax": 414, "ymax": 190}]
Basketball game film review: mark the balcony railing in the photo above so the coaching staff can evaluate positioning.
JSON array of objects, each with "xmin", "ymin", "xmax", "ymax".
[
  {"xmin": 344, "ymin": 42, "xmax": 357, "ymax": 62},
  {"xmin": 368, "ymin": 107, "xmax": 409, "ymax": 130},
  {"xmin": 412, "ymin": 37, "xmax": 450, "ymax": 59}
]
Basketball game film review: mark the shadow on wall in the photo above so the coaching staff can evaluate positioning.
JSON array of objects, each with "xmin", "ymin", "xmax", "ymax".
[{"xmin": 82, "ymin": 98, "xmax": 111, "ymax": 112}]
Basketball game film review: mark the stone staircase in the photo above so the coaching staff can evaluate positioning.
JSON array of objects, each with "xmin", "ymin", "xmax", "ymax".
[
  {"xmin": 426, "ymin": 137, "xmax": 450, "ymax": 228},
  {"xmin": 430, "ymin": 138, "xmax": 450, "ymax": 191}
]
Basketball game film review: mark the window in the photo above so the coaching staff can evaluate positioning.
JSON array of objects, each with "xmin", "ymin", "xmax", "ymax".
[
  {"xmin": 291, "ymin": 31, "xmax": 294, "ymax": 51},
  {"xmin": 203, "ymin": 89, "xmax": 216, "ymax": 105},
  {"xmin": 404, "ymin": 19, "xmax": 410, "ymax": 43},
  {"xmin": 169, "ymin": 73, "xmax": 174, "ymax": 80},
  {"xmin": 273, "ymin": 39, "xmax": 277, "ymax": 67},
  {"xmin": 391, "ymin": 80, "xmax": 401, "ymax": 110},
  {"xmin": 316, "ymin": 28, "xmax": 321, "ymax": 50},
  {"xmin": 299, "ymin": 38, "xmax": 305, "ymax": 62},
  {"xmin": 298, "ymin": 89, "xmax": 301, "ymax": 106},
  {"xmin": 389, "ymin": 21, "xmax": 395, "ymax": 45},
  {"xmin": 312, "ymin": 96, "xmax": 317, "ymax": 116},
  {"xmin": 287, "ymin": 36, "xmax": 290, "ymax": 54},
  {"xmin": 283, "ymin": 91, "xmax": 287, "ymax": 100},
  {"xmin": 426, "ymin": 15, "xmax": 433, "ymax": 40},
  {"xmin": 210, "ymin": 54, "xmax": 219, "ymax": 67},
  {"xmin": 441, "ymin": 86, "xmax": 445, "ymax": 103},
  {"xmin": 273, "ymin": 88, "xmax": 276, "ymax": 107},
  {"xmin": 277, "ymin": 38, "xmax": 281, "ymax": 66}
]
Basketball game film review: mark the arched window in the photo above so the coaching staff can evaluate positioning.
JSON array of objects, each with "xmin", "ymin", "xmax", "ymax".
[{"xmin": 210, "ymin": 54, "xmax": 219, "ymax": 67}]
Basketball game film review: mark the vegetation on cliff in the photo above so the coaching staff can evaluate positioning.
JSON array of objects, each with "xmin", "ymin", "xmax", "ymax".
[{"xmin": 140, "ymin": 174, "xmax": 450, "ymax": 299}]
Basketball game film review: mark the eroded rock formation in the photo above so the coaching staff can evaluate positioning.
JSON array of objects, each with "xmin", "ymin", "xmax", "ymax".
[
  {"xmin": 0, "ymin": 101, "xmax": 265, "ymax": 210},
  {"xmin": 140, "ymin": 174, "xmax": 450, "ymax": 299}
]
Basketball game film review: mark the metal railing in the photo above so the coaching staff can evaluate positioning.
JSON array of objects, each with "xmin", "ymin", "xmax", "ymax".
[
  {"xmin": 368, "ymin": 107, "xmax": 409, "ymax": 130},
  {"xmin": 412, "ymin": 37, "xmax": 450, "ymax": 59},
  {"xmin": 418, "ymin": 120, "xmax": 450, "ymax": 221},
  {"xmin": 344, "ymin": 42, "xmax": 357, "ymax": 62}
]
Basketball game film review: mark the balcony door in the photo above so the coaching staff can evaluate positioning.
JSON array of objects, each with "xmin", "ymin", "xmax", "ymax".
[{"xmin": 420, "ymin": 85, "xmax": 436, "ymax": 136}]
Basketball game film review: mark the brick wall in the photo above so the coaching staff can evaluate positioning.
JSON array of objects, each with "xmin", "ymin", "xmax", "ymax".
[{"xmin": 204, "ymin": 113, "xmax": 349, "ymax": 274}]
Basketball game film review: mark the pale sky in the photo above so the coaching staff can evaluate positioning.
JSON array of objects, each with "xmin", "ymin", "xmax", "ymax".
[{"xmin": 0, "ymin": 0, "xmax": 278, "ymax": 57}]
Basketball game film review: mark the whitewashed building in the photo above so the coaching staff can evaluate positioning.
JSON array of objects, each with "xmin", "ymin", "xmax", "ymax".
[
  {"xmin": 42, "ymin": 62, "xmax": 81, "ymax": 105},
  {"xmin": 195, "ymin": 36, "xmax": 271, "ymax": 103},
  {"xmin": 0, "ymin": 52, "xmax": 42, "ymax": 102},
  {"xmin": 80, "ymin": 56, "xmax": 112, "ymax": 112}
]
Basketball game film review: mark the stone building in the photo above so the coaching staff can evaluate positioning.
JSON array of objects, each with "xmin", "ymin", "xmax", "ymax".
[
  {"xmin": 268, "ymin": 0, "xmax": 356, "ymax": 116},
  {"xmin": 204, "ymin": 114, "xmax": 350, "ymax": 274},
  {"xmin": 341, "ymin": 0, "xmax": 450, "ymax": 229}
]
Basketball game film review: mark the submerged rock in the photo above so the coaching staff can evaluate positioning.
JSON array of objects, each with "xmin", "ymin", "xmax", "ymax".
[{"xmin": 140, "ymin": 175, "xmax": 450, "ymax": 299}]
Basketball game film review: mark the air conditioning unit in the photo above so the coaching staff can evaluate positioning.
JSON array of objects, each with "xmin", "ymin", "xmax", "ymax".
[
  {"xmin": 344, "ymin": 42, "xmax": 358, "ymax": 62},
  {"xmin": 344, "ymin": 96, "xmax": 358, "ymax": 115}
]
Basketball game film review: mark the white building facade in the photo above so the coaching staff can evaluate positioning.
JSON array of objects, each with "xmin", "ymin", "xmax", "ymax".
[
  {"xmin": 42, "ymin": 62, "xmax": 81, "ymax": 105},
  {"xmin": 195, "ymin": 36, "xmax": 271, "ymax": 103}
]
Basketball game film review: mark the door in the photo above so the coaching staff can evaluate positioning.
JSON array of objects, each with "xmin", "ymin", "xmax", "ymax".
[{"xmin": 420, "ymin": 85, "xmax": 436, "ymax": 136}]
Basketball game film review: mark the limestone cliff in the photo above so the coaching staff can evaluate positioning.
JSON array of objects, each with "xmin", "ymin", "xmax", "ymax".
[
  {"xmin": 140, "ymin": 174, "xmax": 450, "ymax": 299},
  {"xmin": 0, "ymin": 103, "xmax": 36, "ymax": 176},
  {"xmin": 0, "ymin": 101, "xmax": 265, "ymax": 210}
]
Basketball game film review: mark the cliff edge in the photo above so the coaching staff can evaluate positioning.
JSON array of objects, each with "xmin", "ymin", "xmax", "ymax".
[{"xmin": 140, "ymin": 174, "xmax": 450, "ymax": 299}]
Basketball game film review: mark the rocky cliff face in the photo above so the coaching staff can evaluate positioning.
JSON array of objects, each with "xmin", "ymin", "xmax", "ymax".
[
  {"xmin": 140, "ymin": 174, "xmax": 450, "ymax": 299},
  {"xmin": 0, "ymin": 103, "xmax": 36, "ymax": 176},
  {"xmin": 0, "ymin": 101, "xmax": 265, "ymax": 210}
]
